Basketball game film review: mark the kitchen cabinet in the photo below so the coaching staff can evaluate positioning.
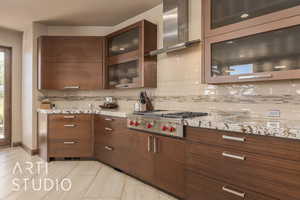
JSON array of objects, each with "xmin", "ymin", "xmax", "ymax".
[
  {"xmin": 94, "ymin": 115, "xmax": 133, "ymax": 172},
  {"xmin": 38, "ymin": 36, "xmax": 104, "ymax": 90},
  {"xmin": 105, "ymin": 20, "xmax": 157, "ymax": 89},
  {"xmin": 38, "ymin": 114, "xmax": 94, "ymax": 161},
  {"xmin": 185, "ymin": 127, "xmax": 300, "ymax": 200},
  {"xmin": 203, "ymin": 0, "xmax": 300, "ymax": 37},
  {"xmin": 205, "ymin": 15, "xmax": 300, "ymax": 84}
]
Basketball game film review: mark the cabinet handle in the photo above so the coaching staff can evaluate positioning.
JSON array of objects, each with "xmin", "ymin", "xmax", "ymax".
[
  {"xmin": 153, "ymin": 137, "xmax": 158, "ymax": 153},
  {"xmin": 238, "ymin": 74, "xmax": 272, "ymax": 80},
  {"xmin": 222, "ymin": 152, "xmax": 245, "ymax": 161},
  {"xmin": 105, "ymin": 127, "xmax": 113, "ymax": 131},
  {"xmin": 104, "ymin": 118, "xmax": 113, "ymax": 121},
  {"xmin": 64, "ymin": 86, "xmax": 80, "ymax": 89},
  {"xmin": 222, "ymin": 186, "xmax": 245, "ymax": 198},
  {"xmin": 147, "ymin": 136, "xmax": 152, "ymax": 152},
  {"xmin": 64, "ymin": 124, "xmax": 76, "ymax": 128},
  {"xmin": 64, "ymin": 116, "xmax": 76, "ymax": 119},
  {"xmin": 105, "ymin": 146, "xmax": 113, "ymax": 151},
  {"xmin": 63, "ymin": 141, "xmax": 76, "ymax": 145},
  {"xmin": 222, "ymin": 135, "xmax": 245, "ymax": 142}
]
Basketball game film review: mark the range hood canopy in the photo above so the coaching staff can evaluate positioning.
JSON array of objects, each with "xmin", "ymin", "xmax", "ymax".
[{"xmin": 149, "ymin": 0, "xmax": 201, "ymax": 56}]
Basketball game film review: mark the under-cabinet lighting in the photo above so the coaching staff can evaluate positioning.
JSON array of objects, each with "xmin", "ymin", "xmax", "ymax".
[
  {"xmin": 241, "ymin": 13, "xmax": 249, "ymax": 19},
  {"xmin": 120, "ymin": 48, "xmax": 125, "ymax": 51},
  {"xmin": 226, "ymin": 41, "xmax": 234, "ymax": 44},
  {"xmin": 274, "ymin": 65, "xmax": 287, "ymax": 69}
]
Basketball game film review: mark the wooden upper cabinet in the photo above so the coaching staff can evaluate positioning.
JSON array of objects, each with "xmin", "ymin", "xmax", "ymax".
[
  {"xmin": 38, "ymin": 36, "xmax": 104, "ymax": 90},
  {"xmin": 203, "ymin": 0, "xmax": 300, "ymax": 84},
  {"xmin": 203, "ymin": 0, "xmax": 300, "ymax": 38},
  {"xmin": 104, "ymin": 20, "xmax": 157, "ymax": 89}
]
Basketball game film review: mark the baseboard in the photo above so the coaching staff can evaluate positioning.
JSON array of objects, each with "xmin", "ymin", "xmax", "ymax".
[
  {"xmin": 12, "ymin": 142, "xmax": 22, "ymax": 147},
  {"xmin": 20, "ymin": 143, "xmax": 39, "ymax": 155}
]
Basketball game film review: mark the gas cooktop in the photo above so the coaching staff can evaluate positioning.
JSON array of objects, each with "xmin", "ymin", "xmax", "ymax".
[{"xmin": 128, "ymin": 111, "xmax": 208, "ymax": 138}]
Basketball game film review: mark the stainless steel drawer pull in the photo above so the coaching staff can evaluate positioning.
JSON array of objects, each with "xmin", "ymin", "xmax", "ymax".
[
  {"xmin": 105, "ymin": 146, "xmax": 113, "ymax": 151},
  {"xmin": 238, "ymin": 74, "xmax": 272, "ymax": 80},
  {"xmin": 64, "ymin": 86, "xmax": 80, "ymax": 89},
  {"xmin": 64, "ymin": 116, "xmax": 76, "ymax": 119},
  {"xmin": 222, "ymin": 152, "xmax": 245, "ymax": 161},
  {"xmin": 222, "ymin": 135, "xmax": 245, "ymax": 142},
  {"xmin": 153, "ymin": 137, "xmax": 158, "ymax": 153},
  {"xmin": 105, "ymin": 127, "xmax": 113, "ymax": 131},
  {"xmin": 63, "ymin": 142, "xmax": 76, "ymax": 145},
  {"xmin": 147, "ymin": 136, "xmax": 151, "ymax": 152},
  {"xmin": 104, "ymin": 118, "xmax": 113, "ymax": 121},
  {"xmin": 64, "ymin": 124, "xmax": 76, "ymax": 127},
  {"xmin": 222, "ymin": 186, "xmax": 245, "ymax": 198}
]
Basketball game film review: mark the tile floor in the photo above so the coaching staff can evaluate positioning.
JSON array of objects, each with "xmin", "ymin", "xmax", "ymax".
[{"xmin": 0, "ymin": 147, "xmax": 178, "ymax": 200}]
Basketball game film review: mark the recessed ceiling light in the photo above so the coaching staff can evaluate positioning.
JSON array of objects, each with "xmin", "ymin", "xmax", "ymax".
[
  {"xmin": 241, "ymin": 13, "xmax": 249, "ymax": 19},
  {"xmin": 274, "ymin": 65, "xmax": 287, "ymax": 69}
]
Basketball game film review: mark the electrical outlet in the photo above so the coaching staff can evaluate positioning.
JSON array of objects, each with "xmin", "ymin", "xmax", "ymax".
[
  {"xmin": 267, "ymin": 121, "xmax": 280, "ymax": 129},
  {"xmin": 267, "ymin": 110, "xmax": 281, "ymax": 117}
]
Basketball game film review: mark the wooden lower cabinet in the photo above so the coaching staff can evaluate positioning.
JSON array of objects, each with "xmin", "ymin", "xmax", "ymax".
[
  {"xmin": 186, "ymin": 127, "xmax": 300, "ymax": 200},
  {"xmin": 38, "ymin": 114, "xmax": 94, "ymax": 161},
  {"xmin": 186, "ymin": 171, "xmax": 275, "ymax": 200},
  {"xmin": 94, "ymin": 117, "xmax": 185, "ymax": 198}
]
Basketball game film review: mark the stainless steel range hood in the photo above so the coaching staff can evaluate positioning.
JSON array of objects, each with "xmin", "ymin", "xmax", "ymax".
[{"xmin": 149, "ymin": 0, "xmax": 201, "ymax": 56}]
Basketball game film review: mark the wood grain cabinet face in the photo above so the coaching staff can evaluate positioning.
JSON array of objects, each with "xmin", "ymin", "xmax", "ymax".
[
  {"xmin": 38, "ymin": 36, "xmax": 104, "ymax": 90},
  {"xmin": 47, "ymin": 114, "xmax": 93, "ymax": 158},
  {"xmin": 105, "ymin": 20, "xmax": 157, "ymax": 89},
  {"xmin": 186, "ymin": 127, "xmax": 300, "ymax": 200}
]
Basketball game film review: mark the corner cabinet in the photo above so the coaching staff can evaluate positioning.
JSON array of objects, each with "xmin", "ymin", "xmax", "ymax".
[
  {"xmin": 104, "ymin": 20, "xmax": 157, "ymax": 89},
  {"xmin": 38, "ymin": 36, "xmax": 104, "ymax": 90},
  {"xmin": 203, "ymin": 0, "xmax": 300, "ymax": 84}
]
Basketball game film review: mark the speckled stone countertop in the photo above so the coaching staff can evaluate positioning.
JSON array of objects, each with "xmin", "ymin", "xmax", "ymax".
[
  {"xmin": 37, "ymin": 109, "xmax": 128, "ymax": 118},
  {"xmin": 184, "ymin": 111, "xmax": 300, "ymax": 140}
]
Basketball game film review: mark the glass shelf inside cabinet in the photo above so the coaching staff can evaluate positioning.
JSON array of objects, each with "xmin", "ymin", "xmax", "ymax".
[
  {"xmin": 108, "ymin": 28, "xmax": 139, "ymax": 56},
  {"xmin": 211, "ymin": 25, "xmax": 300, "ymax": 77},
  {"xmin": 108, "ymin": 60, "xmax": 139, "ymax": 89},
  {"xmin": 211, "ymin": 0, "xmax": 300, "ymax": 29}
]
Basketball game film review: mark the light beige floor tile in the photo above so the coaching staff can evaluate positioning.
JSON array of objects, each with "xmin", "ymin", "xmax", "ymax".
[
  {"xmin": 68, "ymin": 164, "xmax": 101, "ymax": 176},
  {"xmin": 43, "ymin": 175, "xmax": 96, "ymax": 200},
  {"xmin": 121, "ymin": 177, "xmax": 160, "ymax": 200},
  {"xmin": 85, "ymin": 166, "xmax": 126, "ymax": 199}
]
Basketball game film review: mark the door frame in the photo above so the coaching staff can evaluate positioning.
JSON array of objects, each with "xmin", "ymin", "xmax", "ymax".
[{"xmin": 0, "ymin": 46, "xmax": 12, "ymax": 146}]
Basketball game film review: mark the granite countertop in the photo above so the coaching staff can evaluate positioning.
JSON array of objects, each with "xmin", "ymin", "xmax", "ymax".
[
  {"xmin": 37, "ymin": 109, "xmax": 128, "ymax": 118},
  {"xmin": 184, "ymin": 111, "xmax": 300, "ymax": 140}
]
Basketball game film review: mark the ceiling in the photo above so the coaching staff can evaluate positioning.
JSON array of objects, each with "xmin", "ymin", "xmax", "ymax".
[{"xmin": 0, "ymin": 0, "xmax": 162, "ymax": 31}]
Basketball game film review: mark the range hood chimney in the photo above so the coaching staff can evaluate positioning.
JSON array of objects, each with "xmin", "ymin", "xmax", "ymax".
[{"xmin": 149, "ymin": 0, "xmax": 201, "ymax": 56}]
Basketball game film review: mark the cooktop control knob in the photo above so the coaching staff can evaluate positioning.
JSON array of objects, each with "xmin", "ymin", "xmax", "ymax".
[
  {"xmin": 169, "ymin": 127, "xmax": 176, "ymax": 132},
  {"xmin": 134, "ymin": 121, "xmax": 140, "ymax": 127},
  {"xmin": 162, "ymin": 126, "xmax": 168, "ymax": 131},
  {"xmin": 147, "ymin": 123, "xmax": 153, "ymax": 129},
  {"xmin": 129, "ymin": 120, "xmax": 135, "ymax": 126}
]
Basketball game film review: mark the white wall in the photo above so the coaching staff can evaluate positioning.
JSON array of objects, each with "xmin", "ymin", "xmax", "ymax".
[
  {"xmin": 0, "ymin": 27, "xmax": 23, "ymax": 144},
  {"xmin": 22, "ymin": 23, "xmax": 47, "ymax": 150}
]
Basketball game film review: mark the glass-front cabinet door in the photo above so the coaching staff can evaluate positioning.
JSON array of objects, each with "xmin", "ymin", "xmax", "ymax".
[
  {"xmin": 105, "ymin": 20, "xmax": 157, "ymax": 89},
  {"xmin": 107, "ymin": 27, "xmax": 141, "ymax": 89},
  {"xmin": 205, "ymin": 17, "xmax": 300, "ymax": 83},
  {"xmin": 203, "ymin": 0, "xmax": 300, "ymax": 37}
]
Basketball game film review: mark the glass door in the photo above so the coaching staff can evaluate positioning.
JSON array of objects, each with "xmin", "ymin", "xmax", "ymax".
[{"xmin": 0, "ymin": 47, "xmax": 11, "ymax": 146}]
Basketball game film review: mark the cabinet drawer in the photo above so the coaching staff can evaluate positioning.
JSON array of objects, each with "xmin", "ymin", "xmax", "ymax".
[
  {"xmin": 95, "ymin": 142, "xmax": 130, "ymax": 171},
  {"xmin": 49, "ymin": 114, "xmax": 92, "ymax": 122},
  {"xmin": 186, "ymin": 127, "xmax": 300, "ymax": 161},
  {"xmin": 49, "ymin": 119, "xmax": 92, "ymax": 140},
  {"xmin": 95, "ymin": 115, "xmax": 125, "ymax": 129},
  {"xmin": 48, "ymin": 139, "xmax": 93, "ymax": 157},
  {"xmin": 186, "ymin": 142, "xmax": 300, "ymax": 200},
  {"xmin": 186, "ymin": 171, "xmax": 276, "ymax": 200}
]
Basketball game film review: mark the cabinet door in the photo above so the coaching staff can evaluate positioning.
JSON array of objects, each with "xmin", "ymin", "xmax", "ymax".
[
  {"xmin": 205, "ymin": 18, "xmax": 300, "ymax": 84},
  {"xmin": 38, "ymin": 36, "xmax": 104, "ymax": 90},
  {"xmin": 154, "ymin": 136, "xmax": 185, "ymax": 198},
  {"xmin": 129, "ymin": 131, "xmax": 155, "ymax": 184},
  {"xmin": 204, "ymin": 0, "xmax": 300, "ymax": 37}
]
